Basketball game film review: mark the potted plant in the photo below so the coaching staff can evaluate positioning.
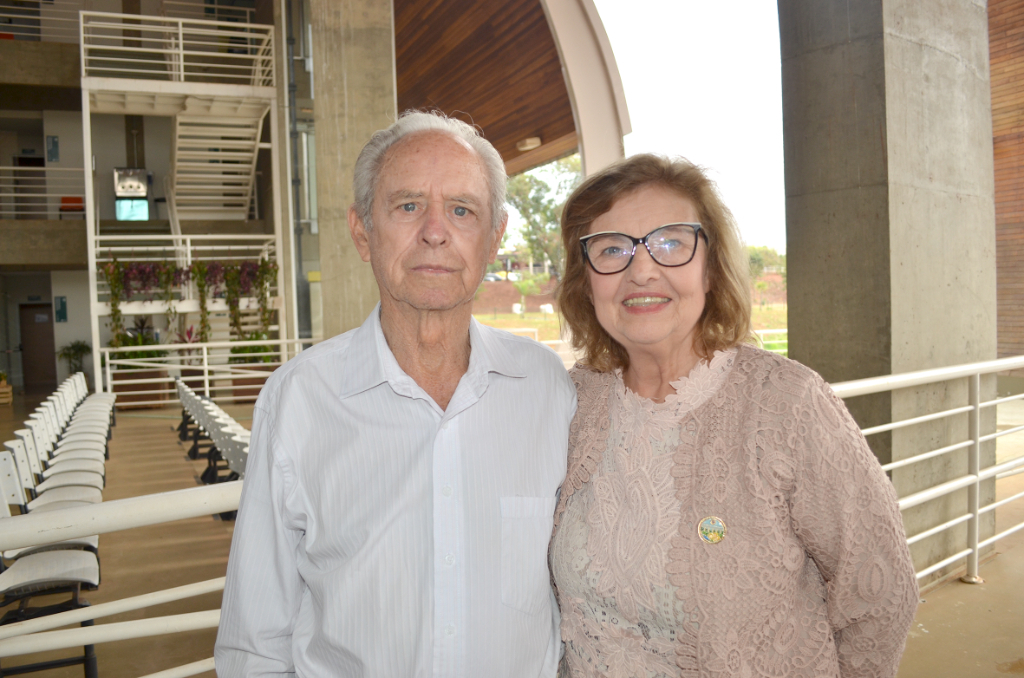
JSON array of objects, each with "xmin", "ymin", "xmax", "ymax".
[
  {"xmin": 57, "ymin": 340, "xmax": 92, "ymax": 388},
  {"xmin": 0, "ymin": 370, "xmax": 9, "ymax": 406}
]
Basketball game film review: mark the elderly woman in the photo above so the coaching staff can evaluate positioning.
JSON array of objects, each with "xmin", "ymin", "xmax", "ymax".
[{"xmin": 551, "ymin": 154, "xmax": 917, "ymax": 678}]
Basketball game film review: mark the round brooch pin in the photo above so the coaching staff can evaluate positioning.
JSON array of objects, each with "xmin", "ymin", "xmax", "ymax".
[{"xmin": 698, "ymin": 516, "xmax": 727, "ymax": 544}]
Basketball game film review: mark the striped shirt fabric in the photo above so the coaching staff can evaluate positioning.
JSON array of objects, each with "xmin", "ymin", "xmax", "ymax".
[{"xmin": 215, "ymin": 307, "xmax": 577, "ymax": 677}]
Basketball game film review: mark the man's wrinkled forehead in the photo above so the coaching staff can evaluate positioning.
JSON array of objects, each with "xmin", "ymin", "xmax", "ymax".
[{"xmin": 375, "ymin": 130, "xmax": 489, "ymax": 203}]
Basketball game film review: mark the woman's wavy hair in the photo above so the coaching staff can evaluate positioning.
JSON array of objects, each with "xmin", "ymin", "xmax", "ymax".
[{"xmin": 557, "ymin": 153, "xmax": 754, "ymax": 372}]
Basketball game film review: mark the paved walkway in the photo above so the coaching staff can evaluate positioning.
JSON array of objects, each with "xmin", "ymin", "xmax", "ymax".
[{"xmin": 898, "ymin": 398, "xmax": 1024, "ymax": 677}]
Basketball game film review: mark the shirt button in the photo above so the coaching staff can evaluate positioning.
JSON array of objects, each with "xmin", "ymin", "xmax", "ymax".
[
  {"xmin": 444, "ymin": 552, "xmax": 455, "ymax": 565},
  {"xmin": 441, "ymin": 485, "xmax": 453, "ymax": 497},
  {"xmin": 444, "ymin": 624, "xmax": 456, "ymax": 637},
  {"xmin": 442, "ymin": 421, "xmax": 450, "ymax": 430}
]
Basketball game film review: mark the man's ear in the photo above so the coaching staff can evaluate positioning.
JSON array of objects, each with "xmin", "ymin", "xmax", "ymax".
[
  {"xmin": 488, "ymin": 214, "xmax": 508, "ymax": 264},
  {"xmin": 348, "ymin": 205, "xmax": 372, "ymax": 263}
]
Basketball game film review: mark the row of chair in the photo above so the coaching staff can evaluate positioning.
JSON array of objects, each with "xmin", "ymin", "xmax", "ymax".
[
  {"xmin": 0, "ymin": 373, "xmax": 115, "ymax": 677},
  {"xmin": 176, "ymin": 379, "xmax": 250, "ymax": 487}
]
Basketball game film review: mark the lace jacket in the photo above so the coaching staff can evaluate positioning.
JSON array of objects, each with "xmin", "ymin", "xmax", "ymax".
[{"xmin": 551, "ymin": 344, "xmax": 918, "ymax": 678}]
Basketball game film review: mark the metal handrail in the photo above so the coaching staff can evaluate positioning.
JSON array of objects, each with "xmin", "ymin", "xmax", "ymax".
[
  {"xmin": 80, "ymin": 11, "xmax": 274, "ymax": 87},
  {"xmin": 0, "ymin": 166, "xmax": 85, "ymax": 220},
  {"xmin": 1, "ymin": 353, "xmax": 1021, "ymax": 669}
]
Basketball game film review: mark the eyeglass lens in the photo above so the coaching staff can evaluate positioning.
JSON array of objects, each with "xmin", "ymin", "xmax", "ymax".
[{"xmin": 585, "ymin": 224, "xmax": 699, "ymax": 273}]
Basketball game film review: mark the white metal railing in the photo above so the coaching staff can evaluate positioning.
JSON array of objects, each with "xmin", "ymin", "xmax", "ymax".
[
  {"xmin": 831, "ymin": 354, "xmax": 1024, "ymax": 582},
  {"xmin": 100, "ymin": 337, "xmax": 316, "ymax": 406},
  {"xmin": 2, "ymin": 356, "xmax": 1023, "ymax": 675},
  {"xmin": 755, "ymin": 328, "xmax": 788, "ymax": 356},
  {"xmin": 0, "ymin": 483, "xmax": 238, "ymax": 676},
  {"xmin": 161, "ymin": 0, "xmax": 255, "ymax": 25},
  {"xmin": 0, "ymin": 166, "xmax": 85, "ymax": 220},
  {"xmin": 0, "ymin": 0, "xmax": 85, "ymax": 43},
  {"xmin": 93, "ymin": 233, "xmax": 277, "ymax": 307},
  {"xmin": 81, "ymin": 11, "xmax": 274, "ymax": 87}
]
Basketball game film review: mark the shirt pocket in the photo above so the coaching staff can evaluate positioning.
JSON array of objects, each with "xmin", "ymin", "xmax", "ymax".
[{"xmin": 500, "ymin": 495, "xmax": 558, "ymax": 615}]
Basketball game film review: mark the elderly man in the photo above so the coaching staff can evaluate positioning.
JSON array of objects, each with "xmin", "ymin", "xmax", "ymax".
[{"xmin": 214, "ymin": 111, "xmax": 576, "ymax": 677}]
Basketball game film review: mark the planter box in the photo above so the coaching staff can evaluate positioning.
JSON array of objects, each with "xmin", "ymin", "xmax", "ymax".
[
  {"xmin": 0, "ymin": 382, "xmax": 11, "ymax": 406},
  {"xmin": 179, "ymin": 368, "xmax": 207, "ymax": 393},
  {"xmin": 112, "ymin": 369, "xmax": 169, "ymax": 409},
  {"xmin": 231, "ymin": 364, "xmax": 275, "ymax": 402}
]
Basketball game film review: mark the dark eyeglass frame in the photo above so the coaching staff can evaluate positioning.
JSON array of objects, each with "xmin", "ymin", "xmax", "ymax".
[{"xmin": 579, "ymin": 222, "xmax": 708, "ymax": 275}]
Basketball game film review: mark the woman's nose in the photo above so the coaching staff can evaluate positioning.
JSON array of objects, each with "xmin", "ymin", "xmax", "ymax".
[{"xmin": 627, "ymin": 243, "xmax": 661, "ymax": 283}]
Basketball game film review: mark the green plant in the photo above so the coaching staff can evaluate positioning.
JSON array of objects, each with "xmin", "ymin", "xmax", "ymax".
[
  {"xmin": 57, "ymin": 340, "xmax": 92, "ymax": 374},
  {"xmin": 255, "ymin": 258, "xmax": 278, "ymax": 336},
  {"xmin": 224, "ymin": 263, "xmax": 243, "ymax": 338},
  {"xmin": 229, "ymin": 332, "xmax": 274, "ymax": 364},
  {"xmin": 114, "ymin": 330, "xmax": 168, "ymax": 362},
  {"xmin": 512, "ymin": 272, "xmax": 549, "ymax": 318},
  {"xmin": 157, "ymin": 262, "xmax": 188, "ymax": 336},
  {"xmin": 190, "ymin": 261, "xmax": 223, "ymax": 343},
  {"xmin": 100, "ymin": 259, "xmax": 127, "ymax": 346},
  {"xmin": 0, "ymin": 370, "xmax": 7, "ymax": 383}
]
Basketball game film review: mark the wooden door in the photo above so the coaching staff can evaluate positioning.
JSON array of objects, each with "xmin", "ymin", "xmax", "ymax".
[{"xmin": 19, "ymin": 303, "xmax": 57, "ymax": 391}]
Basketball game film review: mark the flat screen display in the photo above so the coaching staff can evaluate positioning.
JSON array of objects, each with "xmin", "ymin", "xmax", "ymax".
[{"xmin": 115, "ymin": 199, "xmax": 149, "ymax": 221}]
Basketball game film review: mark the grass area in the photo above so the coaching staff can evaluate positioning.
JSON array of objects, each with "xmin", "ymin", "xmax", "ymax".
[
  {"xmin": 476, "ymin": 304, "xmax": 788, "ymax": 343},
  {"xmin": 751, "ymin": 303, "xmax": 788, "ymax": 331},
  {"xmin": 474, "ymin": 312, "xmax": 563, "ymax": 341}
]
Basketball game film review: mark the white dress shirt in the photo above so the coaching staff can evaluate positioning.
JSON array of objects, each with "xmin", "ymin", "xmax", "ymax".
[{"xmin": 215, "ymin": 307, "xmax": 577, "ymax": 677}]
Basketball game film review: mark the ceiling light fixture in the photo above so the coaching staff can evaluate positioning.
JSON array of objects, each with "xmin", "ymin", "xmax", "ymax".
[{"xmin": 516, "ymin": 137, "xmax": 542, "ymax": 152}]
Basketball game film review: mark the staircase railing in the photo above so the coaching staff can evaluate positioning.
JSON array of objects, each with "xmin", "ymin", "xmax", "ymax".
[{"xmin": 80, "ymin": 11, "xmax": 274, "ymax": 87}]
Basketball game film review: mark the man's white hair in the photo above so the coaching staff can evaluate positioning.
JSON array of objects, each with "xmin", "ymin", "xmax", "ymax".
[{"xmin": 352, "ymin": 110, "xmax": 508, "ymax": 231}]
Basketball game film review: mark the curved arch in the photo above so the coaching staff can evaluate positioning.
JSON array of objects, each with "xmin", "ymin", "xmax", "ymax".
[{"xmin": 540, "ymin": 0, "xmax": 631, "ymax": 176}]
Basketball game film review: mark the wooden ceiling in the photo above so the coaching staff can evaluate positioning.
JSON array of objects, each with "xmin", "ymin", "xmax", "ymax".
[{"xmin": 394, "ymin": 0, "xmax": 577, "ymax": 175}]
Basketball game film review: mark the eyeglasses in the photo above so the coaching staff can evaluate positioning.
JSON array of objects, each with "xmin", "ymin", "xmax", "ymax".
[{"xmin": 579, "ymin": 222, "xmax": 707, "ymax": 275}]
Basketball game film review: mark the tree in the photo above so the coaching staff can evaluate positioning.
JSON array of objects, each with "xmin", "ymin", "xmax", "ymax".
[
  {"xmin": 506, "ymin": 155, "xmax": 582, "ymax": 277},
  {"xmin": 512, "ymin": 273, "xmax": 549, "ymax": 317}
]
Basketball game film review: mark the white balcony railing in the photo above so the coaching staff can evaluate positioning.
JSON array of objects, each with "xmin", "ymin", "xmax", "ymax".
[
  {"xmin": 2, "ymin": 356, "xmax": 1023, "ymax": 676},
  {"xmin": 93, "ymin": 233, "xmax": 278, "ymax": 312},
  {"xmin": 0, "ymin": 166, "xmax": 85, "ymax": 220},
  {"xmin": 99, "ymin": 338, "xmax": 315, "ymax": 407},
  {"xmin": 0, "ymin": 0, "xmax": 85, "ymax": 43},
  {"xmin": 80, "ymin": 11, "xmax": 274, "ymax": 87}
]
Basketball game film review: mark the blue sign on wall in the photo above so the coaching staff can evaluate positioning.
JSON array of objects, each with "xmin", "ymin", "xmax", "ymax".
[
  {"xmin": 46, "ymin": 136, "xmax": 60, "ymax": 163},
  {"xmin": 55, "ymin": 296, "xmax": 67, "ymax": 323}
]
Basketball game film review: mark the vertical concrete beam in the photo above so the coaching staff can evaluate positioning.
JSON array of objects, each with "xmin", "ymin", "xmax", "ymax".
[
  {"xmin": 310, "ymin": 0, "xmax": 394, "ymax": 337},
  {"xmin": 779, "ymin": 0, "xmax": 998, "ymax": 582}
]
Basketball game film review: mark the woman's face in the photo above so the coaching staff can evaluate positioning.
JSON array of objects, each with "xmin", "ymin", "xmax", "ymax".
[{"xmin": 586, "ymin": 184, "xmax": 709, "ymax": 366}]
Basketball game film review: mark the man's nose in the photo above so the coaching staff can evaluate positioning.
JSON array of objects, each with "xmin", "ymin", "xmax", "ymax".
[{"xmin": 419, "ymin": 203, "xmax": 449, "ymax": 246}]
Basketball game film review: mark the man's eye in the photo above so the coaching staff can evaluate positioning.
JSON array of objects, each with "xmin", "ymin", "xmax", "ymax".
[
  {"xmin": 453, "ymin": 206, "xmax": 468, "ymax": 217},
  {"xmin": 401, "ymin": 203, "xmax": 417, "ymax": 212}
]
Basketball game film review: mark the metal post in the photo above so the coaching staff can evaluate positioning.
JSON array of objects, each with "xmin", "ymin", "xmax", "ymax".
[
  {"xmin": 177, "ymin": 21, "xmax": 185, "ymax": 82},
  {"xmin": 961, "ymin": 372, "xmax": 984, "ymax": 584},
  {"xmin": 104, "ymin": 350, "xmax": 112, "ymax": 394},
  {"xmin": 201, "ymin": 346, "xmax": 210, "ymax": 398},
  {"xmin": 81, "ymin": 86, "xmax": 103, "ymax": 393}
]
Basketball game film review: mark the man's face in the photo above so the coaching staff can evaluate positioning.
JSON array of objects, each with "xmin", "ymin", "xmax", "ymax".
[{"xmin": 349, "ymin": 131, "xmax": 506, "ymax": 315}]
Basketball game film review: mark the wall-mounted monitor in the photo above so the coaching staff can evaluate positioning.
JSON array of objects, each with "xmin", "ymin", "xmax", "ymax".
[{"xmin": 115, "ymin": 198, "xmax": 149, "ymax": 221}]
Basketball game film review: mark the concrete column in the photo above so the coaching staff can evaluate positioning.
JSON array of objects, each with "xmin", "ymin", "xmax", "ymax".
[
  {"xmin": 310, "ymin": 0, "xmax": 394, "ymax": 337},
  {"xmin": 779, "ymin": 0, "xmax": 998, "ymax": 582}
]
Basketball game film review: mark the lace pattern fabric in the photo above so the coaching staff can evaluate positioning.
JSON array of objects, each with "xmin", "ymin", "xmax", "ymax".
[{"xmin": 552, "ymin": 345, "xmax": 918, "ymax": 678}]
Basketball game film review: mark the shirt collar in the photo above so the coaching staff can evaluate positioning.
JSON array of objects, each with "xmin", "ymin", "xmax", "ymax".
[{"xmin": 336, "ymin": 305, "xmax": 527, "ymax": 402}]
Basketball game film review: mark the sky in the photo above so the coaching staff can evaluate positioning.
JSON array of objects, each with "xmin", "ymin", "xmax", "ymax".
[{"xmin": 576, "ymin": 0, "xmax": 787, "ymax": 253}]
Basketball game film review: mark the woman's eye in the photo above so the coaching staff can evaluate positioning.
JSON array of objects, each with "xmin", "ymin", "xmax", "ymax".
[
  {"xmin": 401, "ymin": 203, "xmax": 417, "ymax": 213},
  {"xmin": 453, "ymin": 205, "xmax": 468, "ymax": 217},
  {"xmin": 601, "ymin": 246, "xmax": 625, "ymax": 257}
]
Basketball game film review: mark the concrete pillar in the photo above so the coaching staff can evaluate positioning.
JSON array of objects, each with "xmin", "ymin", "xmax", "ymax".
[
  {"xmin": 779, "ymin": 0, "xmax": 998, "ymax": 582},
  {"xmin": 310, "ymin": 0, "xmax": 394, "ymax": 337}
]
